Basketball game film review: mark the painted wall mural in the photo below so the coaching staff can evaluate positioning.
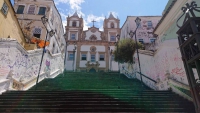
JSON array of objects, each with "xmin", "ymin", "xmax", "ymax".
[{"xmin": 0, "ymin": 39, "xmax": 64, "ymax": 92}]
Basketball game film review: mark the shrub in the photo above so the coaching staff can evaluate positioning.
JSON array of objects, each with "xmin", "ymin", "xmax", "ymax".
[{"xmin": 113, "ymin": 38, "xmax": 143, "ymax": 64}]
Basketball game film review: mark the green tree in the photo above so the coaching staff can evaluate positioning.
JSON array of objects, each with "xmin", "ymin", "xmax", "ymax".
[{"xmin": 113, "ymin": 38, "xmax": 143, "ymax": 64}]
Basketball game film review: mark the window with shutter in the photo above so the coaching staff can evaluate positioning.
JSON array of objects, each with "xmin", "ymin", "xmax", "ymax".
[
  {"xmin": 110, "ymin": 36, "xmax": 116, "ymax": 41},
  {"xmin": 33, "ymin": 28, "xmax": 42, "ymax": 38},
  {"xmin": 99, "ymin": 54, "xmax": 105, "ymax": 61},
  {"xmin": 28, "ymin": 5, "xmax": 35, "ymax": 14},
  {"xmin": 38, "ymin": 7, "xmax": 46, "ymax": 15},
  {"xmin": 91, "ymin": 54, "xmax": 96, "ymax": 62},
  {"xmin": 16, "ymin": 5, "xmax": 24, "ymax": 14},
  {"xmin": 1, "ymin": 2, "xmax": 8, "ymax": 15}
]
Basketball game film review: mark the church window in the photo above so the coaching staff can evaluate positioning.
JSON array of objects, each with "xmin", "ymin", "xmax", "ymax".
[
  {"xmin": 33, "ymin": 28, "xmax": 42, "ymax": 38},
  {"xmin": 138, "ymin": 39, "xmax": 144, "ymax": 44},
  {"xmin": 91, "ymin": 54, "xmax": 96, "ymax": 62},
  {"xmin": 1, "ymin": 2, "xmax": 8, "ymax": 15},
  {"xmin": 68, "ymin": 53, "xmax": 74, "ymax": 61},
  {"xmin": 147, "ymin": 21, "xmax": 153, "ymax": 28},
  {"xmin": 38, "ymin": 7, "xmax": 46, "ymax": 15},
  {"xmin": 99, "ymin": 54, "xmax": 105, "ymax": 61},
  {"xmin": 81, "ymin": 54, "xmax": 87, "ymax": 60},
  {"xmin": 72, "ymin": 21, "xmax": 76, "ymax": 27},
  {"xmin": 16, "ymin": 5, "xmax": 25, "ymax": 14},
  {"xmin": 111, "ymin": 23, "xmax": 114, "ymax": 28},
  {"xmin": 110, "ymin": 36, "xmax": 116, "ymax": 41},
  {"xmin": 71, "ymin": 34, "xmax": 76, "ymax": 40},
  {"xmin": 28, "ymin": 5, "xmax": 35, "ymax": 14}
]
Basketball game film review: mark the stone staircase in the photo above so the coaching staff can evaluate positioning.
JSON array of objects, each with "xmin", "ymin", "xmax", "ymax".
[{"xmin": 0, "ymin": 89, "xmax": 195, "ymax": 112}]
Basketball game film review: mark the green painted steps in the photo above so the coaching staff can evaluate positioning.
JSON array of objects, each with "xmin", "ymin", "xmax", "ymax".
[
  {"xmin": 0, "ymin": 90, "xmax": 195, "ymax": 113},
  {"xmin": 0, "ymin": 73, "xmax": 195, "ymax": 112}
]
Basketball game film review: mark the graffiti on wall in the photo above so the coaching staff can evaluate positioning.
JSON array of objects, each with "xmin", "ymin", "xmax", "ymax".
[
  {"xmin": 132, "ymin": 46, "xmax": 188, "ymax": 90},
  {"xmin": 0, "ymin": 42, "xmax": 64, "ymax": 84}
]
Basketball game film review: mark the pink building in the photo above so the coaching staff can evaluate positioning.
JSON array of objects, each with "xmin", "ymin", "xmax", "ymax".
[{"xmin": 121, "ymin": 16, "xmax": 161, "ymax": 50}]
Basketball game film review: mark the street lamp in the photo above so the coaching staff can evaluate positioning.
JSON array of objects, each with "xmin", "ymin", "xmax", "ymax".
[
  {"xmin": 73, "ymin": 43, "xmax": 76, "ymax": 72},
  {"xmin": 110, "ymin": 49, "xmax": 113, "ymax": 72},
  {"xmin": 108, "ymin": 46, "xmax": 113, "ymax": 72},
  {"xmin": 35, "ymin": 15, "xmax": 55, "ymax": 90},
  {"xmin": 64, "ymin": 41, "xmax": 69, "ymax": 73},
  {"xmin": 129, "ymin": 17, "xmax": 143, "ymax": 86},
  {"xmin": 116, "ymin": 34, "xmax": 120, "ymax": 73}
]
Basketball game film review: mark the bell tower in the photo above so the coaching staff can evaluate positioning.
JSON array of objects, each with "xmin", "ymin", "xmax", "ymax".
[
  {"xmin": 103, "ymin": 12, "xmax": 120, "ymax": 42},
  {"xmin": 66, "ymin": 11, "xmax": 84, "ymax": 41}
]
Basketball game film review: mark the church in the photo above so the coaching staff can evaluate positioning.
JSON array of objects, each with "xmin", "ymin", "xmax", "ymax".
[{"xmin": 64, "ymin": 12, "xmax": 121, "ymax": 72}]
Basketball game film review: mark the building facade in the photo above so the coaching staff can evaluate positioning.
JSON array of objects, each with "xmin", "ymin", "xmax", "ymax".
[
  {"xmin": 0, "ymin": 0, "xmax": 66, "ymax": 93},
  {"xmin": 65, "ymin": 12, "xmax": 120, "ymax": 72},
  {"xmin": 13, "ymin": 0, "xmax": 66, "ymax": 54},
  {"xmin": 120, "ymin": 1, "xmax": 200, "ymax": 110},
  {"xmin": 121, "ymin": 16, "xmax": 161, "ymax": 51},
  {"xmin": 0, "ymin": 0, "xmax": 26, "ymax": 46},
  {"xmin": 153, "ymin": 0, "xmax": 200, "ymax": 112}
]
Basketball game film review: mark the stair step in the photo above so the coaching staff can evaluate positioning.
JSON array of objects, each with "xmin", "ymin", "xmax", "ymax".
[{"xmin": 0, "ymin": 107, "xmax": 194, "ymax": 112}]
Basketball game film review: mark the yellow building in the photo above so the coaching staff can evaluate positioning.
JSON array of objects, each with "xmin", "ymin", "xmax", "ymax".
[{"xmin": 0, "ymin": 0, "xmax": 26, "ymax": 46}]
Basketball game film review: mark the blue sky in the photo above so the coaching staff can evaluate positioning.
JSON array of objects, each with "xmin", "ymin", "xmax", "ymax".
[{"xmin": 11, "ymin": 0, "xmax": 168, "ymax": 31}]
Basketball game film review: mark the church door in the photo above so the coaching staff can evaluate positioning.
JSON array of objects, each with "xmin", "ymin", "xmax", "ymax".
[{"xmin": 89, "ymin": 68, "xmax": 96, "ymax": 73}]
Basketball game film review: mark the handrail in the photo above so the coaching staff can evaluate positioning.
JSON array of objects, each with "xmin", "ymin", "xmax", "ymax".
[
  {"xmin": 136, "ymin": 72, "xmax": 157, "ymax": 83},
  {"xmin": 123, "ymin": 69, "xmax": 134, "ymax": 78}
]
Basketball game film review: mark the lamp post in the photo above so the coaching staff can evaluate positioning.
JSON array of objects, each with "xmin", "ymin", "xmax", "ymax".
[
  {"xmin": 35, "ymin": 15, "xmax": 55, "ymax": 90},
  {"xmin": 73, "ymin": 43, "xmax": 76, "ymax": 72},
  {"xmin": 108, "ymin": 46, "xmax": 113, "ymax": 72},
  {"xmin": 116, "ymin": 34, "xmax": 120, "ymax": 73},
  {"xmin": 129, "ymin": 17, "xmax": 143, "ymax": 86},
  {"xmin": 64, "ymin": 41, "xmax": 68, "ymax": 74}
]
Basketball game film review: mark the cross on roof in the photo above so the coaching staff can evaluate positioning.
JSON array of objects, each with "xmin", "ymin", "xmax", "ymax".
[{"xmin": 92, "ymin": 19, "xmax": 96, "ymax": 27}]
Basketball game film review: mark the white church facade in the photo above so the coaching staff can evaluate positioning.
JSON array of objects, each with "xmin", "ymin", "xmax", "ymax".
[{"xmin": 65, "ymin": 12, "xmax": 121, "ymax": 72}]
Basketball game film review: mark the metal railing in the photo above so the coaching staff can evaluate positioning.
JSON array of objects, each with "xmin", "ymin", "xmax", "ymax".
[{"xmin": 136, "ymin": 72, "xmax": 157, "ymax": 83}]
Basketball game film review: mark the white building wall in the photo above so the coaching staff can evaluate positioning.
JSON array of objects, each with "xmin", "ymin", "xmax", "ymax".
[
  {"xmin": 130, "ymin": 40, "xmax": 189, "ymax": 90},
  {"xmin": 65, "ymin": 45, "xmax": 77, "ymax": 71},
  {"xmin": 80, "ymin": 45, "xmax": 105, "ymax": 51},
  {"xmin": 79, "ymin": 45, "xmax": 106, "ymax": 68},
  {"xmin": 85, "ymin": 31, "xmax": 101, "ymax": 40},
  {"xmin": 109, "ymin": 46, "xmax": 119, "ymax": 71},
  {"xmin": 80, "ymin": 61, "xmax": 87, "ymax": 67},
  {"xmin": 0, "ymin": 39, "xmax": 64, "ymax": 93}
]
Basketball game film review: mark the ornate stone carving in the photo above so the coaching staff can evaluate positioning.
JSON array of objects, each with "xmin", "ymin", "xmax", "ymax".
[
  {"xmin": 91, "ymin": 28, "xmax": 96, "ymax": 33},
  {"xmin": 85, "ymin": 61, "xmax": 100, "ymax": 72},
  {"xmin": 89, "ymin": 35, "xmax": 97, "ymax": 41},
  {"xmin": 85, "ymin": 61, "xmax": 100, "ymax": 67},
  {"xmin": 90, "ymin": 46, "xmax": 96, "ymax": 52}
]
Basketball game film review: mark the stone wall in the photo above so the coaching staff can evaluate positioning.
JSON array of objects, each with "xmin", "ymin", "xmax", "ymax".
[
  {"xmin": 0, "ymin": 38, "xmax": 64, "ymax": 93},
  {"xmin": 121, "ymin": 39, "xmax": 193, "ymax": 101}
]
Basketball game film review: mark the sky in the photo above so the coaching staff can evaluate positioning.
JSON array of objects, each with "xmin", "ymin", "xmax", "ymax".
[{"xmin": 11, "ymin": 0, "xmax": 169, "ymax": 31}]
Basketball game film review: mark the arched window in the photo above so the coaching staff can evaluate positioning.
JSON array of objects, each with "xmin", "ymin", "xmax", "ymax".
[
  {"xmin": 72, "ymin": 21, "xmax": 76, "ymax": 27},
  {"xmin": 111, "ymin": 22, "xmax": 114, "ymax": 28}
]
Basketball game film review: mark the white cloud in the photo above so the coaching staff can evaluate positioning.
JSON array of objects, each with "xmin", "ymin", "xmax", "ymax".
[
  {"xmin": 55, "ymin": 0, "xmax": 85, "ymax": 11},
  {"xmin": 56, "ymin": 0, "xmax": 116, "ymax": 31},
  {"xmin": 86, "ymin": 14, "xmax": 104, "ymax": 23},
  {"xmin": 83, "ymin": 14, "xmax": 105, "ymax": 30}
]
